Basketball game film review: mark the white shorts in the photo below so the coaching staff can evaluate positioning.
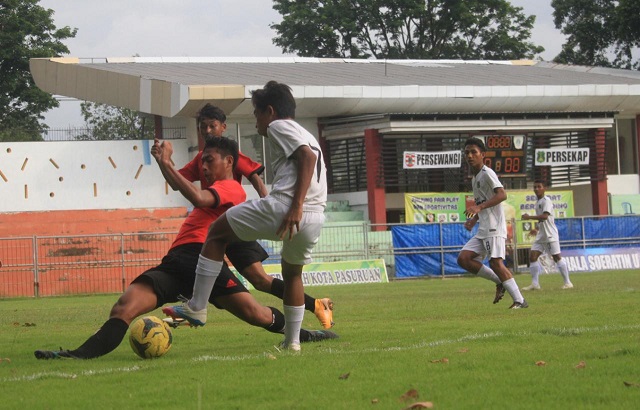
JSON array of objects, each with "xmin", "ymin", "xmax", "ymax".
[
  {"xmin": 462, "ymin": 236, "xmax": 506, "ymax": 260},
  {"xmin": 531, "ymin": 241, "xmax": 561, "ymax": 256},
  {"xmin": 225, "ymin": 196, "xmax": 325, "ymax": 265}
]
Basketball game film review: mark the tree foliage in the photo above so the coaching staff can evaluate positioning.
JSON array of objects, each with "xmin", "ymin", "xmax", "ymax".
[
  {"xmin": 78, "ymin": 102, "xmax": 155, "ymax": 141},
  {"xmin": 271, "ymin": 0, "xmax": 543, "ymax": 60},
  {"xmin": 552, "ymin": 0, "xmax": 640, "ymax": 69},
  {"xmin": 0, "ymin": 0, "xmax": 77, "ymax": 141}
]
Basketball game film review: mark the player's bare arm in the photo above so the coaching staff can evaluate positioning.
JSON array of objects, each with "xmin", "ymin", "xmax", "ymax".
[
  {"xmin": 465, "ymin": 187, "xmax": 507, "ymax": 217},
  {"xmin": 276, "ymin": 145, "xmax": 317, "ymax": 241},
  {"xmin": 151, "ymin": 139, "xmax": 182, "ymax": 191},
  {"xmin": 248, "ymin": 173, "xmax": 268, "ymax": 198},
  {"xmin": 522, "ymin": 212, "xmax": 549, "ymax": 222},
  {"xmin": 153, "ymin": 140, "xmax": 216, "ymax": 208}
]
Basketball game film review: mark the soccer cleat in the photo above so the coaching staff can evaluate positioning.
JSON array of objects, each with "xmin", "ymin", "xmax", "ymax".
[
  {"xmin": 162, "ymin": 317, "xmax": 187, "ymax": 328},
  {"xmin": 493, "ymin": 284, "xmax": 505, "ymax": 304},
  {"xmin": 307, "ymin": 329, "xmax": 339, "ymax": 342},
  {"xmin": 314, "ymin": 298, "xmax": 335, "ymax": 329},
  {"xmin": 509, "ymin": 300, "xmax": 529, "ymax": 309},
  {"xmin": 34, "ymin": 349, "xmax": 78, "ymax": 360},
  {"xmin": 561, "ymin": 283, "xmax": 574, "ymax": 289},
  {"xmin": 522, "ymin": 284, "xmax": 541, "ymax": 291},
  {"xmin": 162, "ymin": 303, "xmax": 207, "ymax": 327},
  {"xmin": 277, "ymin": 341, "xmax": 301, "ymax": 353}
]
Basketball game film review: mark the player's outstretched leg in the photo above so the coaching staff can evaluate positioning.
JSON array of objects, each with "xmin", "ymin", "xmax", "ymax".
[{"xmin": 162, "ymin": 295, "xmax": 207, "ymax": 327}]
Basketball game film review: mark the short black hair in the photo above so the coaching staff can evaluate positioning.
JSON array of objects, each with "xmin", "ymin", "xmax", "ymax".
[
  {"xmin": 533, "ymin": 180, "xmax": 547, "ymax": 187},
  {"xmin": 250, "ymin": 80, "xmax": 296, "ymax": 119},
  {"xmin": 197, "ymin": 103, "xmax": 226, "ymax": 124},
  {"xmin": 464, "ymin": 137, "xmax": 486, "ymax": 152},
  {"xmin": 203, "ymin": 136, "xmax": 238, "ymax": 169}
]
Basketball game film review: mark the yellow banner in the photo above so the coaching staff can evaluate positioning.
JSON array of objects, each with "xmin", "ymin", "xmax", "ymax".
[
  {"xmin": 232, "ymin": 259, "xmax": 389, "ymax": 289},
  {"xmin": 405, "ymin": 190, "xmax": 575, "ymax": 245}
]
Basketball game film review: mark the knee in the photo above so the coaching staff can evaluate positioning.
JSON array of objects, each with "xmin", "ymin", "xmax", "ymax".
[
  {"xmin": 457, "ymin": 253, "xmax": 470, "ymax": 269},
  {"xmin": 242, "ymin": 265, "xmax": 272, "ymax": 292},
  {"xmin": 488, "ymin": 259, "xmax": 502, "ymax": 272},
  {"xmin": 242, "ymin": 305, "xmax": 271, "ymax": 327},
  {"xmin": 109, "ymin": 298, "xmax": 132, "ymax": 322}
]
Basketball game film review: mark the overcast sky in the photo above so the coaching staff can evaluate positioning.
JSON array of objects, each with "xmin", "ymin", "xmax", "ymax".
[{"xmin": 38, "ymin": 0, "xmax": 565, "ymax": 128}]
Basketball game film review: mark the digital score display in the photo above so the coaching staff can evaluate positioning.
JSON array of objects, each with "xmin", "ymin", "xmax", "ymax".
[{"xmin": 478, "ymin": 135, "xmax": 527, "ymax": 176}]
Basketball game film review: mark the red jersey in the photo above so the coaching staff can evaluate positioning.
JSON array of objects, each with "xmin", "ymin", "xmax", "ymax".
[
  {"xmin": 179, "ymin": 151, "xmax": 264, "ymax": 189},
  {"xmin": 170, "ymin": 179, "xmax": 246, "ymax": 249}
]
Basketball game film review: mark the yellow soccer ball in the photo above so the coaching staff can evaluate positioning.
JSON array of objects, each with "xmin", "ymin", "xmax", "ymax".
[{"xmin": 129, "ymin": 316, "xmax": 172, "ymax": 359}]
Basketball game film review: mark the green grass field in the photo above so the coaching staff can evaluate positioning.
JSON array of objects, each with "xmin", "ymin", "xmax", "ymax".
[{"xmin": 1, "ymin": 270, "xmax": 639, "ymax": 409}]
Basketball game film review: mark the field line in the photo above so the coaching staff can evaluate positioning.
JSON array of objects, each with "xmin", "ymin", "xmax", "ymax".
[
  {"xmin": 2, "ymin": 366, "xmax": 141, "ymax": 382},
  {"xmin": 8, "ymin": 323, "xmax": 639, "ymax": 381}
]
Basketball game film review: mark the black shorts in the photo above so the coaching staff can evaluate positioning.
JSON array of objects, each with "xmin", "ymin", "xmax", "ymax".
[
  {"xmin": 225, "ymin": 240, "xmax": 269, "ymax": 272},
  {"xmin": 133, "ymin": 243, "xmax": 257, "ymax": 309}
]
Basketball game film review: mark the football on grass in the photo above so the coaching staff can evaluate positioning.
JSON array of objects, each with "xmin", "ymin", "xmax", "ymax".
[{"xmin": 129, "ymin": 316, "xmax": 172, "ymax": 359}]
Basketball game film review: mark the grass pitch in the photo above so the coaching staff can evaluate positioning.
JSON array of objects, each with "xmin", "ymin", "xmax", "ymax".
[{"xmin": 1, "ymin": 270, "xmax": 639, "ymax": 409}]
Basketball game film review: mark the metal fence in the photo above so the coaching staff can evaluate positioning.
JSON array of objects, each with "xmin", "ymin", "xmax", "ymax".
[{"xmin": 1, "ymin": 216, "xmax": 638, "ymax": 298}]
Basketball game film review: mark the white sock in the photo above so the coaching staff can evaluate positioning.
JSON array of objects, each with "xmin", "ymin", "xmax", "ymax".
[
  {"xmin": 502, "ymin": 278, "xmax": 524, "ymax": 303},
  {"xmin": 477, "ymin": 265, "xmax": 502, "ymax": 285},
  {"xmin": 557, "ymin": 258, "xmax": 571, "ymax": 284},
  {"xmin": 189, "ymin": 255, "xmax": 223, "ymax": 311},
  {"xmin": 529, "ymin": 261, "xmax": 541, "ymax": 287},
  {"xmin": 283, "ymin": 304, "xmax": 304, "ymax": 347}
]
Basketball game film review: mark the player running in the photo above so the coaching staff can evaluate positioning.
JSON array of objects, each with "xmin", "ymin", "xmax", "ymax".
[
  {"xmin": 457, "ymin": 137, "xmax": 528, "ymax": 309},
  {"xmin": 521, "ymin": 180, "xmax": 573, "ymax": 290}
]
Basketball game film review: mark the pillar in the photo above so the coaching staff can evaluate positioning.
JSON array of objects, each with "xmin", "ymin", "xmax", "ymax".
[
  {"xmin": 154, "ymin": 115, "xmax": 163, "ymax": 140},
  {"xmin": 364, "ymin": 128, "xmax": 387, "ymax": 229},
  {"xmin": 591, "ymin": 128, "xmax": 608, "ymax": 215}
]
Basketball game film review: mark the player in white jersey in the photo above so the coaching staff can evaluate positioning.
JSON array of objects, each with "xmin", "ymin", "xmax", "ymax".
[
  {"xmin": 521, "ymin": 180, "xmax": 573, "ymax": 290},
  {"xmin": 457, "ymin": 137, "xmax": 528, "ymax": 309},
  {"xmin": 165, "ymin": 81, "xmax": 328, "ymax": 352}
]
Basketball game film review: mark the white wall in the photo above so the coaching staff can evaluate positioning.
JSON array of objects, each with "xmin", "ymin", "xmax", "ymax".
[
  {"xmin": 607, "ymin": 175, "xmax": 640, "ymax": 195},
  {"xmin": 328, "ymin": 191, "xmax": 369, "ymax": 219},
  {"xmin": 0, "ymin": 140, "xmax": 192, "ymax": 212}
]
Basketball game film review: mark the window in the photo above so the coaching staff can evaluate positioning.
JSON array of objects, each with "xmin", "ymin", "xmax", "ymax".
[{"xmin": 605, "ymin": 119, "xmax": 638, "ymax": 176}]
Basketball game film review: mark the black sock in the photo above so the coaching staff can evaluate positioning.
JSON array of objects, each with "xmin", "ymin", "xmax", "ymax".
[
  {"xmin": 265, "ymin": 307, "xmax": 314, "ymax": 342},
  {"xmin": 269, "ymin": 279, "xmax": 316, "ymax": 312},
  {"xmin": 69, "ymin": 318, "xmax": 129, "ymax": 359},
  {"xmin": 265, "ymin": 307, "xmax": 285, "ymax": 334},
  {"xmin": 299, "ymin": 329, "xmax": 313, "ymax": 342}
]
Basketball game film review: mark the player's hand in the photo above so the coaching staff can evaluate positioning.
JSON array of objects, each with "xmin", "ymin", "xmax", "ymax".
[
  {"xmin": 528, "ymin": 229, "xmax": 538, "ymax": 237},
  {"xmin": 464, "ymin": 218, "xmax": 476, "ymax": 231},
  {"xmin": 465, "ymin": 204, "xmax": 480, "ymax": 219},
  {"xmin": 160, "ymin": 140, "xmax": 174, "ymax": 160},
  {"xmin": 276, "ymin": 208, "xmax": 302, "ymax": 240},
  {"xmin": 522, "ymin": 213, "xmax": 530, "ymax": 220},
  {"xmin": 151, "ymin": 138, "xmax": 163, "ymax": 161}
]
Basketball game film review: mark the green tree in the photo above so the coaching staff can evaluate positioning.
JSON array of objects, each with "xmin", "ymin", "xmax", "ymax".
[
  {"xmin": 552, "ymin": 0, "xmax": 640, "ymax": 69},
  {"xmin": 78, "ymin": 102, "xmax": 155, "ymax": 141},
  {"xmin": 271, "ymin": 0, "xmax": 543, "ymax": 59},
  {"xmin": 0, "ymin": 0, "xmax": 77, "ymax": 141}
]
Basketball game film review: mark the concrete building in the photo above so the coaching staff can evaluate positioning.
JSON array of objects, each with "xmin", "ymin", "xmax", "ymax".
[{"xmin": 28, "ymin": 57, "xmax": 640, "ymax": 224}]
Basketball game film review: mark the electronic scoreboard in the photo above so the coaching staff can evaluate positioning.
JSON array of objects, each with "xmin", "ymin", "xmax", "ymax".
[{"xmin": 476, "ymin": 135, "xmax": 526, "ymax": 176}]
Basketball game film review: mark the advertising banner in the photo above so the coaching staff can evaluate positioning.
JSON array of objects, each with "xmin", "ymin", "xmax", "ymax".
[
  {"xmin": 404, "ymin": 193, "xmax": 467, "ymax": 223},
  {"xmin": 233, "ymin": 259, "xmax": 389, "ymax": 289},
  {"xmin": 561, "ymin": 248, "xmax": 640, "ymax": 272},
  {"xmin": 403, "ymin": 150, "xmax": 463, "ymax": 169},
  {"xmin": 534, "ymin": 148, "xmax": 590, "ymax": 166},
  {"xmin": 405, "ymin": 191, "xmax": 575, "ymax": 245},
  {"xmin": 508, "ymin": 190, "xmax": 575, "ymax": 245}
]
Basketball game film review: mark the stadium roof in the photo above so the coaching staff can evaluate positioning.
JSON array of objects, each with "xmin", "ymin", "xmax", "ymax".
[{"xmin": 29, "ymin": 57, "xmax": 640, "ymax": 120}]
